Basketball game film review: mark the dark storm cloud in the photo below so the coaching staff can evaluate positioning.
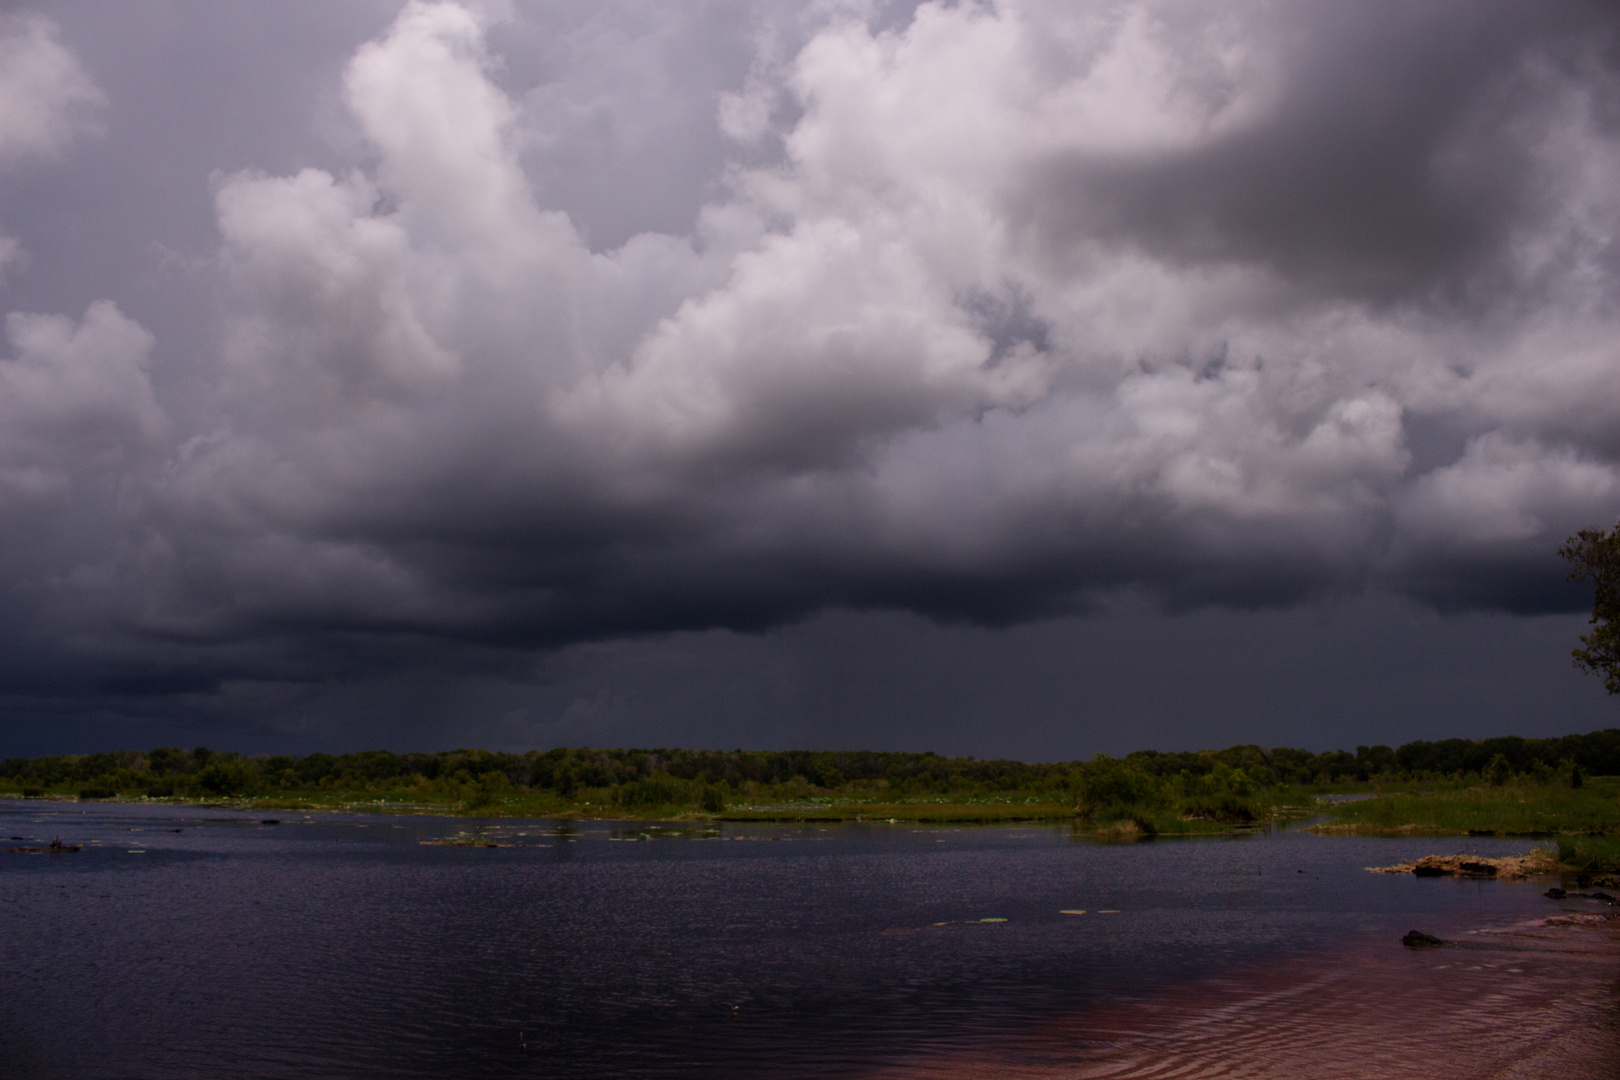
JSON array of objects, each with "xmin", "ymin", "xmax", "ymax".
[
  {"xmin": 1024, "ymin": 0, "xmax": 1618, "ymax": 301},
  {"xmin": 1, "ymin": 0, "xmax": 1619, "ymax": 750}
]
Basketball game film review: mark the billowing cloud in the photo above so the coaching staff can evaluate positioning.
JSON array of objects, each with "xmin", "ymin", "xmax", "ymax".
[
  {"xmin": 3, "ymin": 0, "xmax": 1620, "ymax": 735},
  {"xmin": 0, "ymin": 10, "xmax": 102, "ymax": 281},
  {"xmin": 0, "ymin": 11, "xmax": 101, "ymax": 165},
  {"xmin": 0, "ymin": 300, "xmax": 162, "ymax": 507}
]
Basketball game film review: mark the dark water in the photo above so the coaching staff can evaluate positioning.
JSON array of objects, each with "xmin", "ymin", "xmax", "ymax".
[{"xmin": 0, "ymin": 801, "xmax": 1610, "ymax": 1079}]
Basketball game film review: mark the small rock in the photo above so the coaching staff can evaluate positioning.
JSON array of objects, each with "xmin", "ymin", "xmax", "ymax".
[
  {"xmin": 1545, "ymin": 887, "xmax": 1567, "ymax": 899},
  {"xmin": 1591, "ymin": 890, "xmax": 1616, "ymax": 903},
  {"xmin": 1402, "ymin": 930, "xmax": 1445, "ymax": 948}
]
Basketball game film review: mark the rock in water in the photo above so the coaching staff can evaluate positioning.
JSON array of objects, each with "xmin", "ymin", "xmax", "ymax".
[
  {"xmin": 1368, "ymin": 851, "xmax": 1560, "ymax": 881},
  {"xmin": 1402, "ymin": 930, "xmax": 1445, "ymax": 948},
  {"xmin": 1545, "ymin": 887, "xmax": 1568, "ymax": 899}
]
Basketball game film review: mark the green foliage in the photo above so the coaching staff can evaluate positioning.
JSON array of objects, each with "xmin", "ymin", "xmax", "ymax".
[
  {"xmin": 1321, "ymin": 776, "xmax": 1620, "ymax": 836},
  {"xmin": 1484, "ymin": 753, "xmax": 1512, "ymax": 787},
  {"xmin": 615, "ymin": 776, "xmax": 689, "ymax": 808},
  {"xmin": 4, "ymin": 731, "xmax": 1616, "ymax": 795},
  {"xmin": 194, "ymin": 758, "xmax": 258, "ymax": 796},
  {"xmin": 1075, "ymin": 755, "xmax": 1165, "ymax": 819},
  {"xmin": 1069, "ymin": 755, "xmax": 1283, "ymax": 833},
  {"xmin": 1561, "ymin": 521, "xmax": 1620, "ymax": 694},
  {"xmin": 3, "ymin": 730, "xmax": 1619, "ymax": 826},
  {"xmin": 1556, "ymin": 835, "xmax": 1620, "ymax": 874}
]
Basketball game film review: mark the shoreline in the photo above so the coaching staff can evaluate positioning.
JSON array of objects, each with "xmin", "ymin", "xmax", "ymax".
[
  {"xmin": 4, "ymin": 793, "xmax": 1603, "ymax": 880},
  {"xmin": 0, "ymin": 790, "xmax": 1233, "ymax": 828},
  {"xmin": 6, "ymin": 789, "xmax": 1616, "ymax": 872},
  {"xmin": 853, "ymin": 906, "xmax": 1620, "ymax": 1079}
]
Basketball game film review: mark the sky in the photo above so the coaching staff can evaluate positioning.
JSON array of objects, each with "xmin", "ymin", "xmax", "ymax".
[{"xmin": 1, "ymin": 0, "xmax": 1618, "ymax": 760}]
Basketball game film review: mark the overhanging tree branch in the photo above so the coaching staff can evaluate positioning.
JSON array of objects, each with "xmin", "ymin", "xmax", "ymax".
[{"xmin": 1559, "ymin": 521, "xmax": 1620, "ymax": 695}]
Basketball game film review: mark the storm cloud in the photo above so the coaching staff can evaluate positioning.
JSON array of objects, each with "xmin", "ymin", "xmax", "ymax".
[{"xmin": 1, "ymin": 0, "xmax": 1618, "ymax": 753}]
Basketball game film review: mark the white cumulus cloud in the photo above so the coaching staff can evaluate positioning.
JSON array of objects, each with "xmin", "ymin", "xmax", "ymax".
[{"xmin": 5, "ymin": 0, "xmax": 1620, "ymax": 708}]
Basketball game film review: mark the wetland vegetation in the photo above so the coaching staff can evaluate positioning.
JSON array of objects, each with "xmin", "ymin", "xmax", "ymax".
[{"xmin": 3, "ymin": 731, "xmax": 1617, "ymax": 855}]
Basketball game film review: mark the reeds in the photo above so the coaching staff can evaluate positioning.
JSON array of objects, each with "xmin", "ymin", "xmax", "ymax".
[
  {"xmin": 1555, "ymin": 835, "xmax": 1620, "ymax": 874},
  {"xmin": 1316, "ymin": 777, "xmax": 1620, "ymax": 836}
]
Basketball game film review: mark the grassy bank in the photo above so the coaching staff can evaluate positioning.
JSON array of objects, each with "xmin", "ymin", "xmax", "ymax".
[
  {"xmin": 1555, "ymin": 835, "xmax": 1620, "ymax": 875},
  {"xmin": 0, "ymin": 742, "xmax": 1316, "ymax": 831},
  {"xmin": 1311, "ymin": 776, "xmax": 1620, "ymax": 837},
  {"xmin": 5, "ymin": 735, "xmax": 1615, "ymax": 836},
  {"xmin": 10, "ymin": 778, "xmax": 1614, "ymax": 844},
  {"xmin": 253, "ymin": 789, "xmax": 1089, "ymax": 824},
  {"xmin": 0, "ymin": 787, "xmax": 1280, "ymax": 831}
]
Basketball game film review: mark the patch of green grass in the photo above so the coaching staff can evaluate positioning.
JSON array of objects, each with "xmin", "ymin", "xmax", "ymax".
[
  {"xmin": 718, "ymin": 800, "xmax": 1077, "ymax": 823},
  {"xmin": 0, "ymin": 781, "xmax": 1317, "ymax": 835},
  {"xmin": 1555, "ymin": 835, "xmax": 1620, "ymax": 874},
  {"xmin": 1317, "ymin": 777, "xmax": 1620, "ymax": 836}
]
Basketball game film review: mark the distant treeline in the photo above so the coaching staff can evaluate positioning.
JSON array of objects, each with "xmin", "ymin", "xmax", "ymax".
[{"xmin": 1, "ymin": 730, "xmax": 1616, "ymax": 800}]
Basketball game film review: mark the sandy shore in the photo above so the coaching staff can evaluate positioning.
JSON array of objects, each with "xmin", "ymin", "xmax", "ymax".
[{"xmin": 855, "ymin": 906, "xmax": 1620, "ymax": 1079}]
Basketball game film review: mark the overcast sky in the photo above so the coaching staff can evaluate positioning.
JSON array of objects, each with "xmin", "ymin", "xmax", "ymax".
[{"xmin": 1, "ymin": 0, "xmax": 1618, "ymax": 759}]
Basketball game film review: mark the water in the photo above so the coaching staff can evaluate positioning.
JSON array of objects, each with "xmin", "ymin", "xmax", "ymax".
[{"xmin": 2, "ymin": 800, "xmax": 1614, "ymax": 1079}]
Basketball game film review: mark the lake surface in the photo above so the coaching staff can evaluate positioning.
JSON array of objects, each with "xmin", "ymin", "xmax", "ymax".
[{"xmin": 2, "ymin": 800, "xmax": 1615, "ymax": 1079}]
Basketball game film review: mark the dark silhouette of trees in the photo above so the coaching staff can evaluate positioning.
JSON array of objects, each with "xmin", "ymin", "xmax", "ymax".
[
  {"xmin": 5, "ymin": 729, "xmax": 1620, "ymax": 799},
  {"xmin": 1561, "ymin": 521, "xmax": 1620, "ymax": 694}
]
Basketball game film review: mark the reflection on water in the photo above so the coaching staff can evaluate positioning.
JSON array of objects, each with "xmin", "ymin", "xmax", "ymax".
[{"xmin": 0, "ymin": 801, "xmax": 1613, "ymax": 1079}]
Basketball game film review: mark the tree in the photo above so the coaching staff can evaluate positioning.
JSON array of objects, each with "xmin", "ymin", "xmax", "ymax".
[
  {"xmin": 194, "ymin": 758, "xmax": 258, "ymax": 796},
  {"xmin": 1560, "ymin": 522, "xmax": 1620, "ymax": 694},
  {"xmin": 1483, "ymin": 753, "xmax": 1512, "ymax": 787}
]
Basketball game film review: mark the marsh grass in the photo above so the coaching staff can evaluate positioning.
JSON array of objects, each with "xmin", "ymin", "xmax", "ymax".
[
  {"xmin": 18, "ymin": 768, "xmax": 1607, "ymax": 840},
  {"xmin": 1316, "ymin": 777, "xmax": 1620, "ymax": 836},
  {"xmin": 717, "ymin": 800, "xmax": 1075, "ymax": 823},
  {"xmin": 1556, "ymin": 835, "xmax": 1620, "ymax": 874},
  {"xmin": 0, "ymin": 783, "xmax": 1276, "ymax": 831}
]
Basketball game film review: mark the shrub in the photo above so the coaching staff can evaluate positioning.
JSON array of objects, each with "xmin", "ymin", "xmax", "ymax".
[
  {"xmin": 194, "ymin": 759, "xmax": 258, "ymax": 796},
  {"xmin": 1557, "ymin": 836, "xmax": 1620, "ymax": 874},
  {"xmin": 1076, "ymin": 756, "xmax": 1166, "ymax": 821},
  {"xmin": 1182, "ymin": 795, "xmax": 1257, "ymax": 823},
  {"xmin": 616, "ymin": 776, "xmax": 687, "ymax": 807}
]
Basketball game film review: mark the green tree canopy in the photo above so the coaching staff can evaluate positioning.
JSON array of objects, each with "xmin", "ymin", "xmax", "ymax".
[{"xmin": 1560, "ymin": 521, "xmax": 1620, "ymax": 694}]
